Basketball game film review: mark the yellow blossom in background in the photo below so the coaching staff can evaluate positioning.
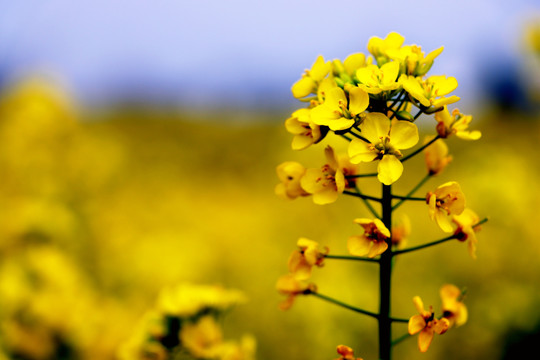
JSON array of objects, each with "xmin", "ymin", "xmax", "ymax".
[
  {"xmin": 348, "ymin": 113, "xmax": 419, "ymax": 185},
  {"xmin": 424, "ymin": 136, "xmax": 452, "ymax": 175},
  {"xmin": 285, "ymin": 108, "xmax": 323, "ymax": 150},
  {"xmin": 288, "ymin": 238, "xmax": 328, "ymax": 280},
  {"xmin": 391, "ymin": 214, "xmax": 411, "ymax": 249},
  {"xmin": 400, "ymin": 74, "xmax": 460, "ymax": 109},
  {"xmin": 334, "ymin": 345, "xmax": 363, "ymax": 360},
  {"xmin": 155, "ymin": 283, "xmax": 247, "ymax": 318},
  {"xmin": 300, "ymin": 146, "xmax": 346, "ymax": 204},
  {"xmin": 310, "ymin": 85, "xmax": 369, "ymax": 131},
  {"xmin": 292, "ymin": 55, "xmax": 332, "ymax": 99},
  {"xmin": 408, "ymin": 296, "xmax": 449, "ymax": 353},
  {"xmin": 452, "ymin": 208, "xmax": 482, "ymax": 259},
  {"xmin": 275, "ymin": 161, "xmax": 309, "ymax": 200},
  {"xmin": 440, "ymin": 284, "xmax": 468, "ymax": 328},
  {"xmin": 427, "ymin": 181, "xmax": 466, "ymax": 233},
  {"xmin": 435, "ymin": 106, "xmax": 482, "ymax": 140},
  {"xmin": 348, "ymin": 218, "xmax": 390, "ymax": 258},
  {"xmin": 180, "ymin": 315, "xmax": 224, "ymax": 359},
  {"xmin": 355, "ymin": 61, "xmax": 401, "ymax": 94},
  {"xmin": 276, "ymin": 274, "xmax": 316, "ymax": 310}
]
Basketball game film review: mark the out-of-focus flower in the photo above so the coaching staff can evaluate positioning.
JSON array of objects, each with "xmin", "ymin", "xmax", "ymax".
[
  {"xmin": 435, "ymin": 106, "xmax": 481, "ymax": 140},
  {"xmin": 348, "ymin": 218, "xmax": 390, "ymax": 258},
  {"xmin": 348, "ymin": 113, "xmax": 419, "ymax": 185},
  {"xmin": 180, "ymin": 315, "xmax": 224, "ymax": 359},
  {"xmin": 300, "ymin": 146, "xmax": 346, "ymax": 204},
  {"xmin": 276, "ymin": 274, "xmax": 316, "ymax": 310},
  {"xmin": 408, "ymin": 296, "xmax": 449, "ymax": 353},
  {"xmin": 156, "ymin": 283, "xmax": 246, "ymax": 318},
  {"xmin": 391, "ymin": 214, "xmax": 411, "ymax": 249},
  {"xmin": 440, "ymin": 284, "xmax": 468, "ymax": 328},
  {"xmin": 288, "ymin": 238, "xmax": 329, "ymax": 280},
  {"xmin": 427, "ymin": 182, "xmax": 466, "ymax": 233},
  {"xmin": 310, "ymin": 85, "xmax": 369, "ymax": 131},
  {"xmin": 285, "ymin": 108, "xmax": 323, "ymax": 150},
  {"xmin": 275, "ymin": 161, "xmax": 309, "ymax": 200},
  {"xmin": 424, "ymin": 136, "xmax": 452, "ymax": 175},
  {"xmin": 400, "ymin": 75, "xmax": 460, "ymax": 109},
  {"xmin": 355, "ymin": 61, "xmax": 401, "ymax": 94},
  {"xmin": 452, "ymin": 208, "xmax": 482, "ymax": 259},
  {"xmin": 292, "ymin": 55, "xmax": 332, "ymax": 99},
  {"xmin": 334, "ymin": 344, "xmax": 363, "ymax": 360}
]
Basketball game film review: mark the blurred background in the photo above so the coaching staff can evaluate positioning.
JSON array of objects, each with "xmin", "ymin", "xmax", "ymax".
[{"xmin": 0, "ymin": 1, "xmax": 539, "ymax": 359}]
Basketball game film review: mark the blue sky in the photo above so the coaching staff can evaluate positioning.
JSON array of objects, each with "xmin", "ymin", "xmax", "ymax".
[{"xmin": 0, "ymin": 0, "xmax": 538, "ymax": 110}]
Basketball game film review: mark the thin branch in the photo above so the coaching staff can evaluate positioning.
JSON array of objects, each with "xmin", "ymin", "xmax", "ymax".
[
  {"xmin": 392, "ymin": 174, "xmax": 431, "ymax": 211},
  {"xmin": 346, "ymin": 173, "xmax": 378, "ymax": 178},
  {"xmin": 324, "ymin": 254, "xmax": 379, "ymax": 263},
  {"xmin": 311, "ymin": 292, "xmax": 379, "ymax": 319},
  {"xmin": 390, "ymin": 317, "xmax": 410, "ymax": 323},
  {"xmin": 392, "ymin": 332, "xmax": 412, "ymax": 346},
  {"xmin": 400, "ymin": 135, "xmax": 440, "ymax": 163},
  {"xmin": 391, "ymin": 195, "xmax": 425, "ymax": 201},
  {"xmin": 343, "ymin": 190, "xmax": 382, "ymax": 203},
  {"xmin": 340, "ymin": 134, "xmax": 352, "ymax": 142}
]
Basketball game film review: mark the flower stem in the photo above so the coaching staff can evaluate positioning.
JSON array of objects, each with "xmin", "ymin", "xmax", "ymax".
[
  {"xmin": 391, "ymin": 332, "xmax": 412, "ymax": 346},
  {"xmin": 391, "ymin": 195, "xmax": 426, "ymax": 201},
  {"xmin": 324, "ymin": 254, "xmax": 379, "ymax": 262},
  {"xmin": 379, "ymin": 184, "xmax": 393, "ymax": 360},
  {"xmin": 311, "ymin": 292, "xmax": 379, "ymax": 319},
  {"xmin": 346, "ymin": 173, "xmax": 378, "ymax": 178},
  {"xmin": 392, "ymin": 174, "xmax": 431, "ymax": 211},
  {"xmin": 400, "ymin": 135, "xmax": 440, "ymax": 163}
]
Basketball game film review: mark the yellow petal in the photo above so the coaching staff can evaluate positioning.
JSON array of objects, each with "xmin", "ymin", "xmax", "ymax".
[
  {"xmin": 377, "ymin": 155, "xmax": 403, "ymax": 185},
  {"xmin": 348, "ymin": 139, "xmax": 378, "ymax": 164},
  {"xmin": 291, "ymin": 134, "xmax": 314, "ymax": 150},
  {"xmin": 300, "ymin": 168, "xmax": 326, "ymax": 194},
  {"xmin": 389, "ymin": 120, "xmax": 419, "ymax": 150},
  {"xmin": 380, "ymin": 61, "xmax": 400, "ymax": 85},
  {"xmin": 312, "ymin": 187, "xmax": 339, "ymax": 205},
  {"xmin": 418, "ymin": 328, "xmax": 434, "ymax": 352},
  {"xmin": 408, "ymin": 314, "xmax": 426, "ymax": 335},
  {"xmin": 291, "ymin": 77, "xmax": 316, "ymax": 98},
  {"xmin": 360, "ymin": 112, "xmax": 391, "ymax": 143},
  {"xmin": 367, "ymin": 240, "xmax": 388, "ymax": 258},
  {"xmin": 347, "ymin": 86, "xmax": 369, "ymax": 116},
  {"xmin": 347, "ymin": 235, "xmax": 371, "ymax": 256}
]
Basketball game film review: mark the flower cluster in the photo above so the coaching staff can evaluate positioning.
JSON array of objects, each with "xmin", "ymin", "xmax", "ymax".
[
  {"xmin": 408, "ymin": 285, "xmax": 468, "ymax": 352},
  {"xmin": 276, "ymin": 32, "xmax": 486, "ymax": 359},
  {"xmin": 119, "ymin": 283, "xmax": 255, "ymax": 360}
]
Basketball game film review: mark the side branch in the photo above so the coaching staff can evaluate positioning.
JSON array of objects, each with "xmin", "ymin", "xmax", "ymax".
[
  {"xmin": 343, "ymin": 190, "xmax": 381, "ymax": 202},
  {"xmin": 311, "ymin": 292, "xmax": 379, "ymax": 320},
  {"xmin": 400, "ymin": 135, "xmax": 440, "ymax": 163},
  {"xmin": 392, "ymin": 174, "xmax": 431, "ymax": 211}
]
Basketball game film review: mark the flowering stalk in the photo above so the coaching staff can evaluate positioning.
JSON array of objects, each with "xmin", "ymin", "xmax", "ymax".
[{"xmin": 275, "ymin": 32, "xmax": 485, "ymax": 360}]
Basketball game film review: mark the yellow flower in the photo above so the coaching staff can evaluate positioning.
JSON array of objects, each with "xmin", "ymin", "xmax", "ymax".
[
  {"xmin": 424, "ymin": 136, "xmax": 452, "ymax": 175},
  {"xmin": 276, "ymin": 274, "xmax": 316, "ymax": 310},
  {"xmin": 334, "ymin": 345, "xmax": 363, "ymax": 360},
  {"xmin": 427, "ymin": 181, "xmax": 466, "ymax": 233},
  {"xmin": 348, "ymin": 218, "xmax": 390, "ymax": 258},
  {"xmin": 275, "ymin": 161, "xmax": 309, "ymax": 200},
  {"xmin": 367, "ymin": 32, "xmax": 405, "ymax": 59},
  {"xmin": 288, "ymin": 238, "xmax": 329, "ymax": 280},
  {"xmin": 452, "ymin": 208, "xmax": 481, "ymax": 259},
  {"xmin": 156, "ymin": 283, "xmax": 246, "ymax": 318},
  {"xmin": 355, "ymin": 61, "xmax": 401, "ymax": 94},
  {"xmin": 310, "ymin": 85, "xmax": 369, "ymax": 131},
  {"xmin": 342, "ymin": 53, "xmax": 372, "ymax": 76},
  {"xmin": 435, "ymin": 106, "xmax": 481, "ymax": 140},
  {"xmin": 348, "ymin": 113, "xmax": 419, "ymax": 185},
  {"xmin": 285, "ymin": 108, "xmax": 323, "ymax": 150},
  {"xmin": 440, "ymin": 284, "xmax": 468, "ymax": 328},
  {"xmin": 400, "ymin": 75, "xmax": 460, "ymax": 108},
  {"xmin": 292, "ymin": 55, "xmax": 331, "ymax": 99},
  {"xmin": 387, "ymin": 45, "xmax": 444, "ymax": 76},
  {"xmin": 300, "ymin": 146, "xmax": 346, "ymax": 205},
  {"xmin": 408, "ymin": 296, "xmax": 450, "ymax": 353},
  {"xmin": 180, "ymin": 315, "xmax": 224, "ymax": 359}
]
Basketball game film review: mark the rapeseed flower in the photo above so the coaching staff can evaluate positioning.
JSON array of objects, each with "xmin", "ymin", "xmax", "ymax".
[
  {"xmin": 285, "ymin": 108, "xmax": 323, "ymax": 150},
  {"xmin": 427, "ymin": 181, "xmax": 466, "ymax": 233},
  {"xmin": 334, "ymin": 345, "xmax": 363, "ymax": 360},
  {"xmin": 408, "ymin": 296, "xmax": 449, "ymax": 353},
  {"xmin": 400, "ymin": 75, "xmax": 460, "ymax": 109},
  {"xmin": 288, "ymin": 238, "xmax": 328, "ymax": 280},
  {"xmin": 452, "ymin": 208, "xmax": 482, "ymax": 259},
  {"xmin": 355, "ymin": 61, "xmax": 401, "ymax": 94},
  {"xmin": 275, "ymin": 161, "xmax": 309, "ymax": 200},
  {"xmin": 424, "ymin": 137, "xmax": 452, "ymax": 175},
  {"xmin": 276, "ymin": 274, "xmax": 316, "ymax": 310},
  {"xmin": 348, "ymin": 113, "xmax": 419, "ymax": 185},
  {"xmin": 348, "ymin": 218, "xmax": 390, "ymax": 258},
  {"xmin": 440, "ymin": 284, "xmax": 468, "ymax": 328},
  {"xmin": 435, "ymin": 106, "xmax": 481, "ymax": 140},
  {"xmin": 292, "ymin": 55, "xmax": 331, "ymax": 99}
]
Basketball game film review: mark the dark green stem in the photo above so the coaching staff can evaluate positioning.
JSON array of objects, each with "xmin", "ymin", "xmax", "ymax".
[
  {"xmin": 343, "ymin": 190, "xmax": 381, "ymax": 202},
  {"xmin": 392, "ymin": 174, "xmax": 431, "ymax": 211},
  {"xmin": 346, "ymin": 173, "xmax": 378, "ymax": 178},
  {"xmin": 311, "ymin": 292, "xmax": 379, "ymax": 319},
  {"xmin": 391, "ymin": 332, "xmax": 412, "ymax": 346},
  {"xmin": 379, "ymin": 184, "xmax": 393, "ymax": 360},
  {"xmin": 400, "ymin": 135, "xmax": 440, "ymax": 163},
  {"xmin": 391, "ymin": 195, "xmax": 425, "ymax": 201}
]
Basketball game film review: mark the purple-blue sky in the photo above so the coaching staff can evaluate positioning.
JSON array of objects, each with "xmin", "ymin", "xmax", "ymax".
[{"xmin": 0, "ymin": 0, "xmax": 538, "ymax": 110}]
